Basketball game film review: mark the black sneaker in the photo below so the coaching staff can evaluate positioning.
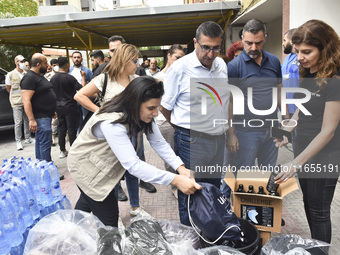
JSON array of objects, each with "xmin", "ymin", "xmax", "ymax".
[
  {"xmin": 118, "ymin": 186, "xmax": 128, "ymax": 201},
  {"xmin": 139, "ymin": 180, "xmax": 157, "ymax": 193},
  {"xmin": 59, "ymin": 174, "xmax": 65, "ymax": 181}
]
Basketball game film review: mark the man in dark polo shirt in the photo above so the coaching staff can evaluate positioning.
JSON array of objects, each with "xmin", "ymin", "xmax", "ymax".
[
  {"xmin": 51, "ymin": 57, "xmax": 85, "ymax": 159},
  {"xmin": 21, "ymin": 53, "xmax": 57, "ymax": 162},
  {"xmin": 225, "ymin": 19, "xmax": 283, "ymax": 180}
]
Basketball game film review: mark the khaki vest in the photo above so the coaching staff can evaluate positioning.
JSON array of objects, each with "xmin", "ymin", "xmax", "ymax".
[
  {"xmin": 67, "ymin": 111, "xmax": 142, "ymax": 201},
  {"xmin": 8, "ymin": 70, "xmax": 24, "ymax": 107}
]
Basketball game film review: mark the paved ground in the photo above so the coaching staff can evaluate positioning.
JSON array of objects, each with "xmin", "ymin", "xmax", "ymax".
[{"xmin": 0, "ymin": 129, "xmax": 339, "ymax": 253}]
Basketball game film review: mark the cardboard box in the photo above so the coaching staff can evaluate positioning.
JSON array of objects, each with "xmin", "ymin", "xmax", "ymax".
[
  {"xmin": 224, "ymin": 169, "xmax": 298, "ymax": 233},
  {"xmin": 259, "ymin": 231, "xmax": 271, "ymax": 246}
]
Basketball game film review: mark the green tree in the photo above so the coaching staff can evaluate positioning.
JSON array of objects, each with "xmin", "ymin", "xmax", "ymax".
[
  {"xmin": 0, "ymin": 0, "xmax": 38, "ymax": 17},
  {"xmin": 0, "ymin": 0, "xmax": 38, "ymax": 71}
]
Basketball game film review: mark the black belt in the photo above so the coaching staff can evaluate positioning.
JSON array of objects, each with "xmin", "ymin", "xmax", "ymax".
[{"xmin": 175, "ymin": 126, "xmax": 224, "ymax": 139}]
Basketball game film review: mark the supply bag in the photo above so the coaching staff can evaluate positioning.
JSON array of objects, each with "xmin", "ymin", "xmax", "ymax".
[{"xmin": 187, "ymin": 182, "xmax": 242, "ymax": 245}]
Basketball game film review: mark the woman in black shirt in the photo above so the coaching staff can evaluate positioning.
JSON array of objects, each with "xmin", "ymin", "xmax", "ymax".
[{"xmin": 276, "ymin": 20, "xmax": 340, "ymax": 243}]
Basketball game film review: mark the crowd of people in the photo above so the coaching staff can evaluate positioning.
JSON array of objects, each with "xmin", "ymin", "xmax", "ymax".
[{"xmin": 5, "ymin": 18, "xmax": 339, "ymax": 244}]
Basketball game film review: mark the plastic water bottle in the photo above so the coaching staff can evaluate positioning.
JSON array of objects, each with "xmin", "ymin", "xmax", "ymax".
[
  {"xmin": 12, "ymin": 165, "xmax": 27, "ymax": 185},
  {"xmin": 4, "ymin": 186, "xmax": 26, "ymax": 234},
  {"xmin": 47, "ymin": 162, "xmax": 63, "ymax": 203},
  {"xmin": 55, "ymin": 195, "xmax": 72, "ymax": 210},
  {"xmin": 38, "ymin": 166, "xmax": 54, "ymax": 207},
  {"xmin": 29, "ymin": 163, "xmax": 41, "ymax": 204},
  {"xmin": 0, "ymin": 211, "xmax": 11, "ymax": 255},
  {"xmin": 0, "ymin": 196, "xmax": 24, "ymax": 248},
  {"xmin": 11, "ymin": 182, "xmax": 34, "ymax": 228},
  {"xmin": 20, "ymin": 177, "xmax": 40, "ymax": 221}
]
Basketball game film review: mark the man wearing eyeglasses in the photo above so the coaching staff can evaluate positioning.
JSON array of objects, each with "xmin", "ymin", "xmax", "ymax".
[
  {"xmin": 160, "ymin": 21, "xmax": 230, "ymax": 226},
  {"xmin": 225, "ymin": 19, "xmax": 282, "ymax": 183}
]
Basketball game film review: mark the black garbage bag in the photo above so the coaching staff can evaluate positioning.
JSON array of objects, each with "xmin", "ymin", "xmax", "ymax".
[
  {"xmin": 97, "ymin": 226, "xmax": 123, "ymax": 255},
  {"xmin": 124, "ymin": 218, "xmax": 172, "ymax": 255}
]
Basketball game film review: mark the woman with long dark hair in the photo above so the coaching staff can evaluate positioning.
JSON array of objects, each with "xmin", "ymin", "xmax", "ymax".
[
  {"xmin": 276, "ymin": 20, "xmax": 340, "ymax": 243},
  {"xmin": 68, "ymin": 76, "xmax": 201, "ymax": 227}
]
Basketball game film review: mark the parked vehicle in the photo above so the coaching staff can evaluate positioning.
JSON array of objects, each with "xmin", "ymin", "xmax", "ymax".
[{"xmin": 0, "ymin": 67, "xmax": 14, "ymax": 131}]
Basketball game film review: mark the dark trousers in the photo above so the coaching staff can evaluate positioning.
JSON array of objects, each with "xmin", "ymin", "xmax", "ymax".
[
  {"xmin": 75, "ymin": 187, "xmax": 118, "ymax": 227},
  {"xmin": 295, "ymin": 133, "xmax": 340, "ymax": 243},
  {"xmin": 57, "ymin": 111, "xmax": 80, "ymax": 151}
]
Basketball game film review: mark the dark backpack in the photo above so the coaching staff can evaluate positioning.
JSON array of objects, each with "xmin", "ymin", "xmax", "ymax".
[{"xmin": 187, "ymin": 182, "xmax": 242, "ymax": 245}]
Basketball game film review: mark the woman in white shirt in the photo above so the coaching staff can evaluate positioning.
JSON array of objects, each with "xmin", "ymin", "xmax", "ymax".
[{"xmin": 68, "ymin": 76, "xmax": 201, "ymax": 227}]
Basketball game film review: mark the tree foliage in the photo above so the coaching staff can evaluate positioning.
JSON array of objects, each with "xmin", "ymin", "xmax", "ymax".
[
  {"xmin": 0, "ymin": 0, "xmax": 38, "ymax": 17},
  {"xmin": 0, "ymin": 0, "xmax": 38, "ymax": 70}
]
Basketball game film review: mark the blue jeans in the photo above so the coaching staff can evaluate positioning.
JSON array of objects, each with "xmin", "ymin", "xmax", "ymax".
[
  {"xmin": 232, "ymin": 128, "xmax": 278, "ymax": 171},
  {"xmin": 174, "ymin": 128, "xmax": 225, "ymax": 226},
  {"xmin": 35, "ymin": 117, "xmax": 53, "ymax": 162}
]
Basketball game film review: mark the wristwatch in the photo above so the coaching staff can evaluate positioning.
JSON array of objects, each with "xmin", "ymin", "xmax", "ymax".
[{"xmin": 293, "ymin": 162, "xmax": 302, "ymax": 171}]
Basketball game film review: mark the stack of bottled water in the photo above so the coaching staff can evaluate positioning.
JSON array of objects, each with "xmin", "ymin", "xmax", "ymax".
[{"xmin": 0, "ymin": 156, "xmax": 71, "ymax": 255}]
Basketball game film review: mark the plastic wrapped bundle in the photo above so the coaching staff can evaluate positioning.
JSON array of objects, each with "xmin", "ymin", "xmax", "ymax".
[
  {"xmin": 124, "ymin": 218, "xmax": 172, "ymax": 255},
  {"xmin": 24, "ymin": 210, "xmax": 104, "ymax": 255},
  {"xmin": 195, "ymin": 246, "xmax": 246, "ymax": 255},
  {"xmin": 261, "ymin": 234, "xmax": 330, "ymax": 255},
  {"xmin": 97, "ymin": 226, "xmax": 123, "ymax": 255},
  {"xmin": 158, "ymin": 219, "xmax": 200, "ymax": 250}
]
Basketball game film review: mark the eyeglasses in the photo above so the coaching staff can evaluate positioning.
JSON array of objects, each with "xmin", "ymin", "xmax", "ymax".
[
  {"xmin": 132, "ymin": 59, "xmax": 138, "ymax": 64},
  {"xmin": 109, "ymin": 49, "xmax": 115, "ymax": 53},
  {"xmin": 198, "ymin": 42, "xmax": 221, "ymax": 53}
]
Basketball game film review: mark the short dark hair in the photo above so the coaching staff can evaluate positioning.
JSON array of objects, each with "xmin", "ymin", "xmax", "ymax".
[
  {"xmin": 99, "ymin": 76, "xmax": 164, "ymax": 135},
  {"xmin": 284, "ymin": 28, "xmax": 296, "ymax": 40},
  {"xmin": 72, "ymin": 51, "xmax": 82, "ymax": 57},
  {"xmin": 108, "ymin": 35, "xmax": 126, "ymax": 47},
  {"xmin": 50, "ymin": 59, "xmax": 58, "ymax": 65},
  {"xmin": 242, "ymin": 19, "xmax": 267, "ymax": 36},
  {"xmin": 196, "ymin": 21, "xmax": 223, "ymax": 41},
  {"xmin": 58, "ymin": 57, "xmax": 69, "ymax": 68},
  {"xmin": 90, "ymin": 50, "xmax": 104, "ymax": 61}
]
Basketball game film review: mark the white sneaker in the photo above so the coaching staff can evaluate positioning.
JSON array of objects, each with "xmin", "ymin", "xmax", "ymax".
[
  {"xmin": 59, "ymin": 150, "xmax": 68, "ymax": 158},
  {"xmin": 129, "ymin": 207, "xmax": 151, "ymax": 217},
  {"xmin": 24, "ymin": 138, "xmax": 32, "ymax": 144},
  {"xmin": 16, "ymin": 141, "xmax": 23, "ymax": 151}
]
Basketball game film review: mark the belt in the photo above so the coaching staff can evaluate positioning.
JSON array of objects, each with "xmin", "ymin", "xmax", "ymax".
[{"xmin": 175, "ymin": 126, "xmax": 224, "ymax": 139}]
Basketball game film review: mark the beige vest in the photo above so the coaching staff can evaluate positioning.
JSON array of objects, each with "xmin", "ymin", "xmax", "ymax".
[
  {"xmin": 67, "ymin": 111, "xmax": 142, "ymax": 201},
  {"xmin": 8, "ymin": 69, "xmax": 24, "ymax": 107}
]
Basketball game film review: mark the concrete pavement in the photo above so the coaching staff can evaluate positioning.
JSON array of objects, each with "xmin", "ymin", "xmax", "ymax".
[{"xmin": 0, "ymin": 129, "xmax": 339, "ymax": 253}]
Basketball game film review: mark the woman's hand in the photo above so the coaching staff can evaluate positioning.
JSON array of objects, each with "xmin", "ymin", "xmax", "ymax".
[
  {"xmin": 177, "ymin": 165, "xmax": 194, "ymax": 179},
  {"xmin": 274, "ymin": 161, "xmax": 297, "ymax": 184},
  {"xmin": 171, "ymin": 175, "xmax": 201, "ymax": 195}
]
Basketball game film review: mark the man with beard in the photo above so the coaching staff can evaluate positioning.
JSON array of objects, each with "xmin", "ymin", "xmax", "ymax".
[
  {"xmin": 282, "ymin": 28, "xmax": 299, "ymax": 152},
  {"xmin": 226, "ymin": 19, "xmax": 283, "ymax": 178},
  {"xmin": 69, "ymin": 51, "xmax": 92, "ymax": 131},
  {"xmin": 90, "ymin": 50, "xmax": 105, "ymax": 78},
  {"xmin": 21, "ymin": 53, "xmax": 57, "ymax": 162}
]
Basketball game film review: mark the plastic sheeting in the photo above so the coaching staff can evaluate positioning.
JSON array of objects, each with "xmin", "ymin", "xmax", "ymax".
[
  {"xmin": 261, "ymin": 234, "xmax": 330, "ymax": 255},
  {"xmin": 24, "ymin": 210, "xmax": 104, "ymax": 255}
]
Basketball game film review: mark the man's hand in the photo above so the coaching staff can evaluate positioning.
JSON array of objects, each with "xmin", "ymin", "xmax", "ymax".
[
  {"xmin": 226, "ymin": 130, "xmax": 239, "ymax": 153},
  {"xmin": 29, "ymin": 119, "xmax": 38, "ymax": 133}
]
